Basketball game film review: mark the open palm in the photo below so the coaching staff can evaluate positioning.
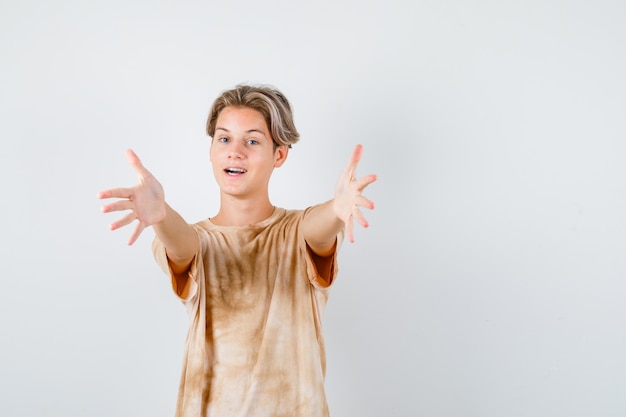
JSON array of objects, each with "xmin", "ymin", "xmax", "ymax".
[
  {"xmin": 97, "ymin": 149, "xmax": 166, "ymax": 245},
  {"xmin": 333, "ymin": 144, "xmax": 377, "ymax": 243}
]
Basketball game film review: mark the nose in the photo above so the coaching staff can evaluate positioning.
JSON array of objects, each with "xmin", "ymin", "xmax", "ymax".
[{"xmin": 228, "ymin": 141, "xmax": 245, "ymax": 159}]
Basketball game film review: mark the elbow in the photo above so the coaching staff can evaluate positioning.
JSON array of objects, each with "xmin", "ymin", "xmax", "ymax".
[{"xmin": 306, "ymin": 237, "xmax": 338, "ymax": 258}]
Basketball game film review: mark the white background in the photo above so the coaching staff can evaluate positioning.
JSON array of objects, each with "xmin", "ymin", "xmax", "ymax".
[{"xmin": 1, "ymin": 1, "xmax": 625, "ymax": 416}]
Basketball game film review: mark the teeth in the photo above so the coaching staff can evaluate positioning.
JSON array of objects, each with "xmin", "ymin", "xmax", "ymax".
[{"xmin": 226, "ymin": 167, "xmax": 246, "ymax": 174}]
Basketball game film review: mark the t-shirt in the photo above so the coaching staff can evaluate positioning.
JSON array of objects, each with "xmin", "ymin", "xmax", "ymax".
[{"xmin": 152, "ymin": 206, "xmax": 342, "ymax": 417}]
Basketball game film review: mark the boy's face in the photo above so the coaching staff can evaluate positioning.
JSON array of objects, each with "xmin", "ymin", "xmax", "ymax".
[{"xmin": 210, "ymin": 106, "xmax": 288, "ymax": 199}]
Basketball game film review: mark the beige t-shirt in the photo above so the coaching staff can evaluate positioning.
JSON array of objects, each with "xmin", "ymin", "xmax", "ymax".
[{"xmin": 152, "ymin": 206, "xmax": 342, "ymax": 417}]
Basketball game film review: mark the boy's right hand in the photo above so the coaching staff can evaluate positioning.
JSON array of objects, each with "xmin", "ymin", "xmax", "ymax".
[{"xmin": 97, "ymin": 149, "xmax": 166, "ymax": 245}]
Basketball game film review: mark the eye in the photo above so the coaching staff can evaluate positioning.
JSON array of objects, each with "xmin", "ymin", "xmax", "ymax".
[
  {"xmin": 246, "ymin": 139, "xmax": 259, "ymax": 145},
  {"xmin": 218, "ymin": 137, "xmax": 229, "ymax": 143}
]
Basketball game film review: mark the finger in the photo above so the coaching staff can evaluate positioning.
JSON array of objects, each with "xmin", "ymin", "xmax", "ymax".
[
  {"xmin": 356, "ymin": 174, "xmax": 378, "ymax": 190},
  {"xmin": 97, "ymin": 187, "xmax": 133, "ymax": 200},
  {"xmin": 127, "ymin": 222, "xmax": 145, "ymax": 246},
  {"xmin": 353, "ymin": 207, "xmax": 369, "ymax": 229},
  {"xmin": 101, "ymin": 200, "xmax": 134, "ymax": 214},
  {"xmin": 125, "ymin": 148, "xmax": 150, "ymax": 177},
  {"xmin": 342, "ymin": 144, "xmax": 364, "ymax": 179},
  {"xmin": 356, "ymin": 195, "xmax": 375, "ymax": 210},
  {"xmin": 350, "ymin": 144, "xmax": 364, "ymax": 166},
  {"xmin": 109, "ymin": 212, "xmax": 137, "ymax": 231},
  {"xmin": 345, "ymin": 214, "xmax": 355, "ymax": 243}
]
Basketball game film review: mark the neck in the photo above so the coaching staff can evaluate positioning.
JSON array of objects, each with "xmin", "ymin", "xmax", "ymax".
[{"xmin": 211, "ymin": 195, "xmax": 276, "ymax": 226}]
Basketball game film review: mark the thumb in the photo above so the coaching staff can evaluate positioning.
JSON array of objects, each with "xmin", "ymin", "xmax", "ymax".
[{"xmin": 125, "ymin": 148, "xmax": 148, "ymax": 176}]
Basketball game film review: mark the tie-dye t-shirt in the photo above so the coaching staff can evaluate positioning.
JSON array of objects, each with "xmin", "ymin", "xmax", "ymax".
[{"xmin": 152, "ymin": 206, "xmax": 342, "ymax": 417}]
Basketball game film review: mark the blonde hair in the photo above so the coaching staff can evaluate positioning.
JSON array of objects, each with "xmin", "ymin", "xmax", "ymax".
[{"xmin": 206, "ymin": 84, "xmax": 300, "ymax": 148}]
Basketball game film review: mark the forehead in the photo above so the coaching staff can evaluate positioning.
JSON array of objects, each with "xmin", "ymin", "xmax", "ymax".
[{"xmin": 216, "ymin": 106, "xmax": 268, "ymax": 132}]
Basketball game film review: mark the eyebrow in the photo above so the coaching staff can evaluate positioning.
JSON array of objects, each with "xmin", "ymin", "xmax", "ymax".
[{"xmin": 215, "ymin": 127, "xmax": 267, "ymax": 136}]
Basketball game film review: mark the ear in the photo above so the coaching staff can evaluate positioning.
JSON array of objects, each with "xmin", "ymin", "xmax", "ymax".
[{"xmin": 273, "ymin": 145, "xmax": 289, "ymax": 168}]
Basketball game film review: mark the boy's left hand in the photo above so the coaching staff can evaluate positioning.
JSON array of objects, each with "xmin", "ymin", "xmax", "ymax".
[{"xmin": 333, "ymin": 144, "xmax": 377, "ymax": 243}]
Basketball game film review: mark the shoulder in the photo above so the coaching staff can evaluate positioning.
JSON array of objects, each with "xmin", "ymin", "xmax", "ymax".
[
  {"xmin": 273, "ymin": 206, "xmax": 316, "ymax": 226},
  {"xmin": 192, "ymin": 218, "xmax": 212, "ymax": 231}
]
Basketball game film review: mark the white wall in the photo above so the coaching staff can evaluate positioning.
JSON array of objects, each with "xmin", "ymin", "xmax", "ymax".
[{"xmin": 1, "ymin": 1, "xmax": 625, "ymax": 416}]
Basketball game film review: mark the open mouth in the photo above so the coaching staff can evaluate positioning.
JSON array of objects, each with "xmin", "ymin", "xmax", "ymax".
[{"xmin": 225, "ymin": 167, "xmax": 247, "ymax": 175}]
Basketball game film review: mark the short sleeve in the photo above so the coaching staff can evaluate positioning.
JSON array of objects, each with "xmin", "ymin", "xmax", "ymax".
[
  {"xmin": 299, "ymin": 206, "xmax": 345, "ymax": 289},
  {"xmin": 151, "ymin": 225, "xmax": 204, "ymax": 303}
]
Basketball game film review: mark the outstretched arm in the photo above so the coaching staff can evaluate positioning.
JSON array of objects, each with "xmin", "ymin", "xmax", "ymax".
[
  {"xmin": 97, "ymin": 149, "xmax": 198, "ymax": 272},
  {"xmin": 301, "ymin": 144, "xmax": 377, "ymax": 256}
]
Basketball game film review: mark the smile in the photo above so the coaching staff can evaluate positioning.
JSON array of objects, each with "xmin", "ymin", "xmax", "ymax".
[{"xmin": 225, "ymin": 167, "xmax": 247, "ymax": 175}]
